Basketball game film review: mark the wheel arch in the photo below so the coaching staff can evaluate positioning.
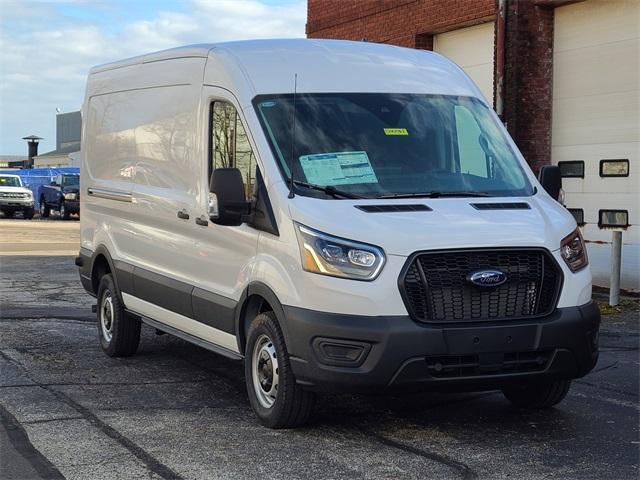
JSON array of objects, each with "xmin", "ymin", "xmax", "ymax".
[
  {"xmin": 89, "ymin": 246, "xmax": 121, "ymax": 298},
  {"xmin": 235, "ymin": 282, "xmax": 288, "ymax": 356}
]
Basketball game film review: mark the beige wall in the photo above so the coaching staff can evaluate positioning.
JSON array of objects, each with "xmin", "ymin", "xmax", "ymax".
[{"xmin": 433, "ymin": 22, "xmax": 495, "ymax": 104}]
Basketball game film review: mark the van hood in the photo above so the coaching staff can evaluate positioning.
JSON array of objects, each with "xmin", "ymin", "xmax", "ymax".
[{"xmin": 288, "ymin": 194, "xmax": 575, "ymax": 257}]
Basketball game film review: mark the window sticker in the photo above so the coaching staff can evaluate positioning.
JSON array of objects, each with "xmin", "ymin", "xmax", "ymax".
[
  {"xmin": 383, "ymin": 128, "xmax": 408, "ymax": 136},
  {"xmin": 299, "ymin": 151, "xmax": 378, "ymax": 186}
]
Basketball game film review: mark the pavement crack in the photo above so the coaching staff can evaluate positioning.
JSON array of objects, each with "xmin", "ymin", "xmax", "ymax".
[
  {"xmin": 574, "ymin": 379, "xmax": 638, "ymax": 398},
  {"xmin": 592, "ymin": 361, "xmax": 619, "ymax": 373},
  {"xmin": 356, "ymin": 426, "xmax": 478, "ymax": 480},
  {"xmin": 21, "ymin": 416, "xmax": 85, "ymax": 425},
  {"xmin": 0, "ymin": 349, "xmax": 184, "ymax": 480},
  {"xmin": 0, "ymin": 402, "xmax": 66, "ymax": 480}
]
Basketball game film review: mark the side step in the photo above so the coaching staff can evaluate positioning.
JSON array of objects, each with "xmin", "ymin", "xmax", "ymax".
[{"xmin": 126, "ymin": 310, "xmax": 243, "ymax": 361}]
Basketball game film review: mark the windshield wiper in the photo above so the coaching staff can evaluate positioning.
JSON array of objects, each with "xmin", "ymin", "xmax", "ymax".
[
  {"xmin": 378, "ymin": 191, "xmax": 492, "ymax": 199},
  {"xmin": 291, "ymin": 180, "xmax": 364, "ymax": 199}
]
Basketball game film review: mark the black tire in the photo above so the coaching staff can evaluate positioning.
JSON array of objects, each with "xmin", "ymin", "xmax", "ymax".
[
  {"xmin": 96, "ymin": 274, "xmax": 140, "ymax": 357},
  {"xmin": 60, "ymin": 202, "xmax": 70, "ymax": 220},
  {"xmin": 23, "ymin": 207, "xmax": 34, "ymax": 220},
  {"xmin": 3, "ymin": 209, "xmax": 14, "ymax": 218},
  {"xmin": 39, "ymin": 198, "xmax": 50, "ymax": 218},
  {"xmin": 245, "ymin": 312, "xmax": 315, "ymax": 428},
  {"xmin": 502, "ymin": 379, "xmax": 571, "ymax": 409}
]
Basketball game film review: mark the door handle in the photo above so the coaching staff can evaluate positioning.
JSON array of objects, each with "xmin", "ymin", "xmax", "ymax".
[
  {"xmin": 195, "ymin": 215, "xmax": 209, "ymax": 227},
  {"xmin": 177, "ymin": 209, "xmax": 190, "ymax": 220}
]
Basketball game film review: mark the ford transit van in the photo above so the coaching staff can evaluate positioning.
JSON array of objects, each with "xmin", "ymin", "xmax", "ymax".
[{"xmin": 77, "ymin": 40, "xmax": 600, "ymax": 428}]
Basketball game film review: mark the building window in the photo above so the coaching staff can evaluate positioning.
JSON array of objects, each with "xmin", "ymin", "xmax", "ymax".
[
  {"xmin": 558, "ymin": 161, "xmax": 584, "ymax": 178},
  {"xmin": 568, "ymin": 208, "xmax": 585, "ymax": 226},
  {"xmin": 598, "ymin": 210, "xmax": 629, "ymax": 229},
  {"xmin": 599, "ymin": 159, "xmax": 629, "ymax": 177}
]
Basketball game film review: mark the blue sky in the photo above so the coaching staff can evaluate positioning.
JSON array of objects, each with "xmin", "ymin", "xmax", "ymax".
[{"xmin": 0, "ymin": 0, "xmax": 306, "ymax": 155}]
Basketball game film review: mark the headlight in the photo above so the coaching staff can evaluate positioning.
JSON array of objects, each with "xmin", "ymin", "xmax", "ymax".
[
  {"xmin": 560, "ymin": 227, "xmax": 588, "ymax": 272},
  {"xmin": 64, "ymin": 192, "xmax": 77, "ymax": 200},
  {"xmin": 294, "ymin": 223, "xmax": 385, "ymax": 281}
]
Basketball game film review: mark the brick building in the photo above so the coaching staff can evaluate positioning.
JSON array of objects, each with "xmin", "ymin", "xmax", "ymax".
[{"xmin": 306, "ymin": 0, "xmax": 639, "ymax": 290}]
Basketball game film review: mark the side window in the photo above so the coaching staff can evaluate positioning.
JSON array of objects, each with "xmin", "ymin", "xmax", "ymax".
[
  {"xmin": 454, "ymin": 105, "xmax": 488, "ymax": 178},
  {"xmin": 211, "ymin": 101, "xmax": 257, "ymax": 199}
]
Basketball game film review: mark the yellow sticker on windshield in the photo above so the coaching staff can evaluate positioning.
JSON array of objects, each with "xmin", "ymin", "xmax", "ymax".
[{"xmin": 384, "ymin": 128, "xmax": 408, "ymax": 136}]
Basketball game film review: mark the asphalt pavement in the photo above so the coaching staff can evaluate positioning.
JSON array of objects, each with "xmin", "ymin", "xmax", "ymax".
[{"xmin": 1, "ymin": 254, "xmax": 638, "ymax": 480}]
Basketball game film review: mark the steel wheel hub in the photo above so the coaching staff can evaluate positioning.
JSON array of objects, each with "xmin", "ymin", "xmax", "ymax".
[
  {"xmin": 100, "ymin": 292, "xmax": 114, "ymax": 342},
  {"xmin": 252, "ymin": 334, "xmax": 279, "ymax": 409}
]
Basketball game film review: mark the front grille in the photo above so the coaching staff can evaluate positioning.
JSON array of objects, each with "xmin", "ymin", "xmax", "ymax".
[
  {"xmin": 0, "ymin": 192, "xmax": 27, "ymax": 198},
  {"xmin": 425, "ymin": 350, "xmax": 554, "ymax": 378},
  {"xmin": 400, "ymin": 249, "xmax": 562, "ymax": 323}
]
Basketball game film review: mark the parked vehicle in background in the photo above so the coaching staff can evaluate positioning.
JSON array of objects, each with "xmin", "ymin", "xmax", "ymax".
[
  {"xmin": 39, "ymin": 173, "xmax": 80, "ymax": 219},
  {"xmin": 78, "ymin": 40, "xmax": 600, "ymax": 429},
  {"xmin": 0, "ymin": 174, "xmax": 34, "ymax": 219}
]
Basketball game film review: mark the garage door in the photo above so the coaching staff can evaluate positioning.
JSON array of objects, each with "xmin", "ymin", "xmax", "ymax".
[
  {"xmin": 552, "ymin": 0, "xmax": 639, "ymax": 290},
  {"xmin": 434, "ymin": 22, "xmax": 495, "ymax": 104}
]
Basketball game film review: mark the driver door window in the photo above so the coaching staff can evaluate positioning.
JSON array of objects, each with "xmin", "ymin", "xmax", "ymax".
[{"xmin": 211, "ymin": 102, "xmax": 256, "ymax": 199}]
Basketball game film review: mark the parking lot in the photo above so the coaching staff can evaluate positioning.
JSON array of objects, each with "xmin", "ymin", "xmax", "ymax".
[{"xmin": 0, "ymin": 218, "xmax": 638, "ymax": 479}]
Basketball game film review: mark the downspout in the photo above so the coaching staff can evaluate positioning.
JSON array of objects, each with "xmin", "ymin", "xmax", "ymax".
[{"xmin": 495, "ymin": 0, "xmax": 507, "ymax": 119}]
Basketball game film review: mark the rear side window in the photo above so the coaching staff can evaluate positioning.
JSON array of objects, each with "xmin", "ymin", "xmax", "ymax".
[{"xmin": 211, "ymin": 102, "xmax": 257, "ymax": 200}]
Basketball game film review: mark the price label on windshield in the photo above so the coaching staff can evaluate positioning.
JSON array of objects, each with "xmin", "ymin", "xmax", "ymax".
[{"xmin": 299, "ymin": 151, "xmax": 378, "ymax": 186}]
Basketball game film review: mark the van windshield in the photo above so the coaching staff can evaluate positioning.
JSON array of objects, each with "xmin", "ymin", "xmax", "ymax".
[{"xmin": 254, "ymin": 94, "xmax": 533, "ymax": 199}]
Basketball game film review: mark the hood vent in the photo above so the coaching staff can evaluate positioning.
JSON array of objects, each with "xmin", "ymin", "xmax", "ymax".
[
  {"xmin": 471, "ymin": 202, "xmax": 531, "ymax": 210},
  {"xmin": 355, "ymin": 204, "xmax": 432, "ymax": 213}
]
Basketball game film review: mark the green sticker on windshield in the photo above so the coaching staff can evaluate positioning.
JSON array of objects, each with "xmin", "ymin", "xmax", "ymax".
[{"xmin": 384, "ymin": 128, "xmax": 408, "ymax": 136}]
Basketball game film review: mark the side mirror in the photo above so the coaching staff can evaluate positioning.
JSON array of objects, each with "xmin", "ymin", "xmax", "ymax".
[
  {"xmin": 50, "ymin": 181, "xmax": 58, "ymax": 186},
  {"xmin": 538, "ymin": 165, "xmax": 562, "ymax": 201},
  {"xmin": 209, "ymin": 168, "xmax": 251, "ymax": 226}
]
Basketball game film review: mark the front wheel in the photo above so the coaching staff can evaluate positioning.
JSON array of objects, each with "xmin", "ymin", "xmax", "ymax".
[
  {"xmin": 502, "ymin": 379, "xmax": 571, "ymax": 409},
  {"xmin": 23, "ymin": 207, "xmax": 34, "ymax": 220},
  {"xmin": 245, "ymin": 312, "xmax": 315, "ymax": 428},
  {"xmin": 96, "ymin": 274, "xmax": 141, "ymax": 357},
  {"xmin": 60, "ymin": 202, "xmax": 70, "ymax": 220},
  {"xmin": 39, "ymin": 198, "xmax": 50, "ymax": 217}
]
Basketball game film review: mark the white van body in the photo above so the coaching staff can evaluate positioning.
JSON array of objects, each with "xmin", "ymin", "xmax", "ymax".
[{"xmin": 79, "ymin": 40, "xmax": 600, "ymax": 427}]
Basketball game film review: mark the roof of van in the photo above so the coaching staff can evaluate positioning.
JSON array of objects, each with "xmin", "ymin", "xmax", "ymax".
[{"xmin": 89, "ymin": 39, "xmax": 484, "ymax": 101}]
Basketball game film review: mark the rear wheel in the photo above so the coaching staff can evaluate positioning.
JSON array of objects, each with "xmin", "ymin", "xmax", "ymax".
[
  {"xmin": 245, "ymin": 312, "xmax": 315, "ymax": 428},
  {"xmin": 39, "ymin": 198, "xmax": 50, "ymax": 218},
  {"xmin": 60, "ymin": 202, "xmax": 70, "ymax": 220},
  {"xmin": 502, "ymin": 379, "xmax": 571, "ymax": 409},
  {"xmin": 96, "ymin": 274, "xmax": 140, "ymax": 357}
]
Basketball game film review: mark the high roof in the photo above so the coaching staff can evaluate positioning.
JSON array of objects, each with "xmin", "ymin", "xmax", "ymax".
[{"xmin": 90, "ymin": 39, "xmax": 485, "ymax": 102}]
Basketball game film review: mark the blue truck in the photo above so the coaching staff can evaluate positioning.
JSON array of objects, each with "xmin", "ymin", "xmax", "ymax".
[{"xmin": 38, "ymin": 172, "xmax": 80, "ymax": 219}]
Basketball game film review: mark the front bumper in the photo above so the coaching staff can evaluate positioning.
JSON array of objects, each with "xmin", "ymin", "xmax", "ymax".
[
  {"xmin": 283, "ymin": 302, "xmax": 600, "ymax": 392},
  {"xmin": 63, "ymin": 200, "xmax": 80, "ymax": 213},
  {"xmin": 0, "ymin": 199, "xmax": 34, "ymax": 209}
]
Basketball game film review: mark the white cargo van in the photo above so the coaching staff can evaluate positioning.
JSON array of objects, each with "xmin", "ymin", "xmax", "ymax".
[{"xmin": 78, "ymin": 39, "xmax": 600, "ymax": 428}]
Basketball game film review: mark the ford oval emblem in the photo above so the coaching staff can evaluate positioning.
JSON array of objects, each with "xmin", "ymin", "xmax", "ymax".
[{"xmin": 467, "ymin": 269, "xmax": 508, "ymax": 287}]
